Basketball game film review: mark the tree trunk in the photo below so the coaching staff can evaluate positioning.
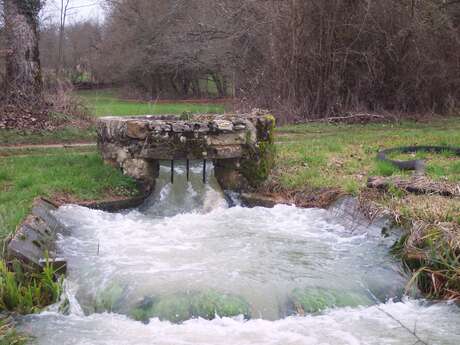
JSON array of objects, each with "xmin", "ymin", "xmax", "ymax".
[{"xmin": 4, "ymin": 0, "xmax": 43, "ymax": 105}]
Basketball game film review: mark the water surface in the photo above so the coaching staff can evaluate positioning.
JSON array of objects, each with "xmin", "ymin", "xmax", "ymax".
[{"xmin": 19, "ymin": 162, "xmax": 460, "ymax": 344}]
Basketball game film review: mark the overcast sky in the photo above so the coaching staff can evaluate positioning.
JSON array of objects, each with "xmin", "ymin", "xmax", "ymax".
[{"xmin": 43, "ymin": 0, "xmax": 105, "ymax": 24}]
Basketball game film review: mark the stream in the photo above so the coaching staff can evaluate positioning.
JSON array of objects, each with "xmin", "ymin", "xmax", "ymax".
[{"xmin": 19, "ymin": 163, "xmax": 460, "ymax": 345}]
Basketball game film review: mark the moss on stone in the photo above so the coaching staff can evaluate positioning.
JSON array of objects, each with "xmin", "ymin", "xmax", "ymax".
[
  {"xmin": 94, "ymin": 283, "xmax": 125, "ymax": 313},
  {"xmin": 241, "ymin": 141, "xmax": 276, "ymax": 187},
  {"xmin": 190, "ymin": 291, "xmax": 251, "ymax": 320},
  {"xmin": 289, "ymin": 287, "xmax": 373, "ymax": 314},
  {"xmin": 151, "ymin": 294, "xmax": 193, "ymax": 323},
  {"xmin": 263, "ymin": 114, "xmax": 276, "ymax": 144},
  {"xmin": 239, "ymin": 114, "xmax": 276, "ymax": 188},
  {"xmin": 130, "ymin": 291, "xmax": 251, "ymax": 324}
]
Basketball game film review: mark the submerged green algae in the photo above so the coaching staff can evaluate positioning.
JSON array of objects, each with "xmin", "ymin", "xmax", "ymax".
[
  {"xmin": 130, "ymin": 291, "xmax": 251, "ymax": 323},
  {"xmin": 288, "ymin": 287, "xmax": 373, "ymax": 315}
]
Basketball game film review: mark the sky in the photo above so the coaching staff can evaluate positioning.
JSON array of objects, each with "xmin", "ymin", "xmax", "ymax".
[{"xmin": 43, "ymin": 0, "xmax": 105, "ymax": 24}]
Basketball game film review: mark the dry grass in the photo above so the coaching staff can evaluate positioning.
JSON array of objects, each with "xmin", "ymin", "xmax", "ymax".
[{"xmin": 360, "ymin": 191, "xmax": 460, "ymax": 299}]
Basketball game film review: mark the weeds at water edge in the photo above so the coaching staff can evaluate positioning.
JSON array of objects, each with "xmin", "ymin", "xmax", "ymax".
[{"xmin": 0, "ymin": 260, "xmax": 63, "ymax": 314}]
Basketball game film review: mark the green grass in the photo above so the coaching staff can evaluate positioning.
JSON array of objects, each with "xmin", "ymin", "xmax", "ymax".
[
  {"xmin": 0, "ymin": 149, "xmax": 138, "ymax": 240},
  {"xmin": 77, "ymin": 89, "xmax": 225, "ymax": 117},
  {"xmin": 274, "ymin": 118, "xmax": 460, "ymax": 190},
  {"xmin": 0, "ymin": 127, "xmax": 96, "ymax": 146}
]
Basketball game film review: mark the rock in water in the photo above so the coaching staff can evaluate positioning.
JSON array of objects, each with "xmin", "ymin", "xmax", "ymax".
[
  {"xmin": 130, "ymin": 291, "xmax": 251, "ymax": 324},
  {"xmin": 94, "ymin": 283, "xmax": 126, "ymax": 313},
  {"xmin": 287, "ymin": 287, "xmax": 373, "ymax": 315},
  {"xmin": 190, "ymin": 291, "xmax": 251, "ymax": 320}
]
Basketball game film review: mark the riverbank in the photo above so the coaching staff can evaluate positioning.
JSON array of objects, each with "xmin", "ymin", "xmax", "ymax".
[
  {"xmin": 262, "ymin": 117, "xmax": 460, "ymax": 299},
  {"xmin": 0, "ymin": 147, "xmax": 140, "ymax": 241}
]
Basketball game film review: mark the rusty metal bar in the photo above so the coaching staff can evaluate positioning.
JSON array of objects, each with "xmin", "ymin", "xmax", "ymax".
[
  {"xmin": 186, "ymin": 160, "xmax": 190, "ymax": 181},
  {"xmin": 171, "ymin": 160, "xmax": 174, "ymax": 184},
  {"xmin": 203, "ymin": 159, "xmax": 207, "ymax": 184}
]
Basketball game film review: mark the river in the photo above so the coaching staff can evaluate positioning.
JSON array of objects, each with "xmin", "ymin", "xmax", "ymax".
[{"xmin": 19, "ymin": 162, "xmax": 460, "ymax": 345}]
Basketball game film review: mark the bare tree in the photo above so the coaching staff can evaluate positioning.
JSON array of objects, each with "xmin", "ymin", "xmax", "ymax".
[
  {"xmin": 50, "ymin": 0, "xmax": 459, "ymax": 118},
  {"xmin": 57, "ymin": 0, "xmax": 70, "ymax": 74},
  {"xmin": 3, "ymin": 0, "xmax": 44, "ymax": 104}
]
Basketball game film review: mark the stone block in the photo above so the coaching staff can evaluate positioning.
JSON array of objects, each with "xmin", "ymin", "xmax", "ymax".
[
  {"xmin": 172, "ymin": 122, "xmax": 192, "ymax": 133},
  {"xmin": 122, "ymin": 159, "xmax": 154, "ymax": 181},
  {"xmin": 212, "ymin": 120, "xmax": 234, "ymax": 132},
  {"xmin": 7, "ymin": 198, "xmax": 66, "ymax": 272},
  {"xmin": 127, "ymin": 121, "xmax": 149, "ymax": 139},
  {"xmin": 205, "ymin": 132, "xmax": 247, "ymax": 146}
]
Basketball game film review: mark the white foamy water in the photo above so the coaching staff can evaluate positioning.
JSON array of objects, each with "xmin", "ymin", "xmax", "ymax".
[
  {"xmin": 20, "ymin": 300, "xmax": 460, "ymax": 345},
  {"xmin": 19, "ymin": 162, "xmax": 460, "ymax": 344}
]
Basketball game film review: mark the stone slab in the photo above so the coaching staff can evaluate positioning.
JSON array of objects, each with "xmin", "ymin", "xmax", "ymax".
[{"xmin": 7, "ymin": 198, "xmax": 66, "ymax": 272}]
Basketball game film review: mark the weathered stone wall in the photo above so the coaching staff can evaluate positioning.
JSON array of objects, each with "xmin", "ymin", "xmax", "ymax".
[
  {"xmin": 7, "ymin": 198, "xmax": 67, "ymax": 273},
  {"xmin": 96, "ymin": 113, "xmax": 275, "ymax": 192}
]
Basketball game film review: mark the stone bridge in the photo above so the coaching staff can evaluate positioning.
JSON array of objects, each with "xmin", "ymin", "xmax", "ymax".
[{"xmin": 96, "ymin": 113, "xmax": 275, "ymax": 193}]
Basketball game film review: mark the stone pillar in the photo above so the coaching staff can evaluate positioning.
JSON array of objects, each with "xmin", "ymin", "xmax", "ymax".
[
  {"xmin": 214, "ymin": 114, "xmax": 276, "ymax": 191},
  {"xmin": 239, "ymin": 114, "xmax": 276, "ymax": 188},
  {"xmin": 122, "ymin": 159, "xmax": 159, "ymax": 193},
  {"xmin": 214, "ymin": 159, "xmax": 249, "ymax": 191}
]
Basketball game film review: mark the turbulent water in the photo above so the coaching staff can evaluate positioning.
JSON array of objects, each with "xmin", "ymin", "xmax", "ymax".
[{"xmin": 19, "ymin": 162, "xmax": 460, "ymax": 345}]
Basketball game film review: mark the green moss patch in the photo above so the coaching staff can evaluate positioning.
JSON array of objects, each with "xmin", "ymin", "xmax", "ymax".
[
  {"xmin": 241, "ymin": 114, "xmax": 277, "ymax": 187},
  {"xmin": 288, "ymin": 287, "xmax": 373, "ymax": 315},
  {"xmin": 94, "ymin": 283, "xmax": 126, "ymax": 313},
  {"xmin": 130, "ymin": 291, "xmax": 251, "ymax": 324}
]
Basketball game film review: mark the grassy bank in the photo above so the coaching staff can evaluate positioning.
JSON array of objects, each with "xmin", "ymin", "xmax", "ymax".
[
  {"xmin": 0, "ymin": 148, "xmax": 138, "ymax": 241},
  {"xmin": 0, "ymin": 146, "xmax": 139, "ymax": 342},
  {"xmin": 77, "ymin": 89, "xmax": 225, "ymax": 117},
  {"xmin": 274, "ymin": 117, "xmax": 460, "ymax": 299}
]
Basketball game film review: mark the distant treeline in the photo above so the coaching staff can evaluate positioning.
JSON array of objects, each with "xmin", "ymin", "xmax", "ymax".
[{"xmin": 2, "ymin": 0, "xmax": 460, "ymax": 121}]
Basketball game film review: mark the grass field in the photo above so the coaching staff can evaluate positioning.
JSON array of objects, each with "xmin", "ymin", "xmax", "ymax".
[
  {"xmin": 77, "ymin": 89, "xmax": 226, "ymax": 117},
  {"xmin": 0, "ymin": 148, "xmax": 138, "ymax": 240},
  {"xmin": 275, "ymin": 119, "xmax": 460, "ymax": 193}
]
